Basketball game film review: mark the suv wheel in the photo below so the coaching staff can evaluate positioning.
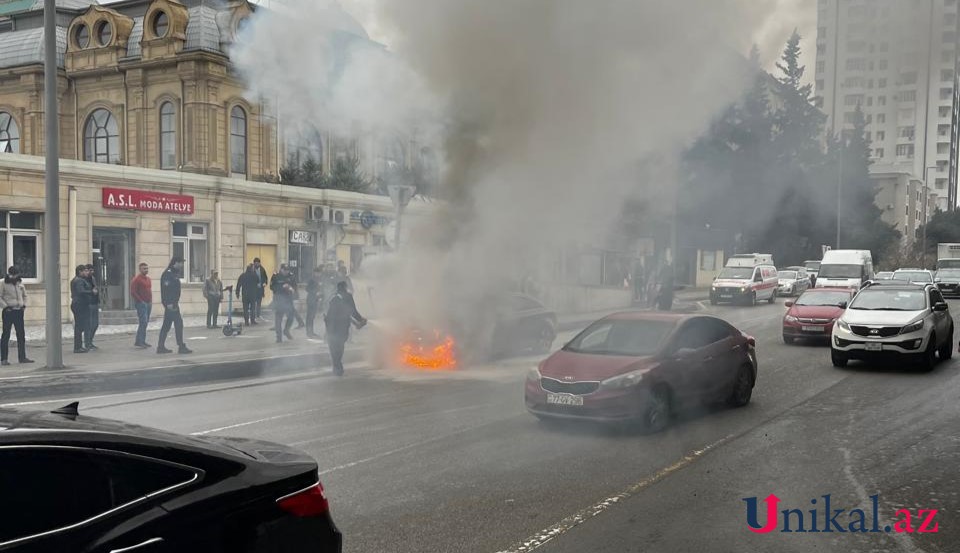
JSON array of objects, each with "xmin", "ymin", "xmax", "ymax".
[
  {"xmin": 831, "ymin": 349, "xmax": 848, "ymax": 368},
  {"xmin": 938, "ymin": 325, "xmax": 954, "ymax": 361}
]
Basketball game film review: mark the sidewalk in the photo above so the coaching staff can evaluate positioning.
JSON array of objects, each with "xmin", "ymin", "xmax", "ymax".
[{"xmin": 0, "ymin": 305, "xmax": 701, "ymax": 403}]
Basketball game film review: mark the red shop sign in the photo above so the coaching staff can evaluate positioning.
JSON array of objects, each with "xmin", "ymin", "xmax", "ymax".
[{"xmin": 102, "ymin": 187, "xmax": 194, "ymax": 215}]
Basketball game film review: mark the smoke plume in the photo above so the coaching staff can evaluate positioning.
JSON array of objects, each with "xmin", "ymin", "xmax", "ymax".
[{"xmin": 235, "ymin": 0, "xmax": 782, "ymax": 358}]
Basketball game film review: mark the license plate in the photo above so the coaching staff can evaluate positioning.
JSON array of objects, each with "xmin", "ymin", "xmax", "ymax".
[
  {"xmin": 720, "ymin": 295, "xmax": 733, "ymax": 299},
  {"xmin": 802, "ymin": 326, "xmax": 823, "ymax": 332},
  {"xmin": 864, "ymin": 342, "xmax": 882, "ymax": 351},
  {"xmin": 546, "ymin": 393, "xmax": 583, "ymax": 406}
]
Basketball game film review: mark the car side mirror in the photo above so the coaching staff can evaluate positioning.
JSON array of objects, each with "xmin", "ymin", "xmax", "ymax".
[
  {"xmin": 933, "ymin": 302, "xmax": 949, "ymax": 312},
  {"xmin": 838, "ymin": 301, "xmax": 848, "ymax": 309},
  {"xmin": 784, "ymin": 301, "xmax": 794, "ymax": 308}
]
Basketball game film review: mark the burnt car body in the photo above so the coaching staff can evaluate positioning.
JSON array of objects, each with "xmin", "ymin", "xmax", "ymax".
[
  {"xmin": 370, "ymin": 293, "xmax": 558, "ymax": 368},
  {"xmin": 0, "ymin": 404, "xmax": 341, "ymax": 553},
  {"xmin": 525, "ymin": 313, "xmax": 757, "ymax": 432}
]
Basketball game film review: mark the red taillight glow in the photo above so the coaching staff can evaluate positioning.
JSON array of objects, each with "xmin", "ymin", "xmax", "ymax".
[{"xmin": 277, "ymin": 482, "xmax": 329, "ymax": 517}]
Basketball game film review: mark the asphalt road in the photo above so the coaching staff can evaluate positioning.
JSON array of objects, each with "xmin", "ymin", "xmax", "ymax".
[{"xmin": 9, "ymin": 299, "xmax": 959, "ymax": 553}]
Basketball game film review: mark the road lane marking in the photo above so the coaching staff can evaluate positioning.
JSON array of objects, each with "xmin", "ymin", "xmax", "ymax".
[
  {"xmin": 190, "ymin": 391, "xmax": 399, "ymax": 435},
  {"xmin": 494, "ymin": 434, "xmax": 734, "ymax": 553},
  {"xmin": 318, "ymin": 418, "xmax": 506, "ymax": 476}
]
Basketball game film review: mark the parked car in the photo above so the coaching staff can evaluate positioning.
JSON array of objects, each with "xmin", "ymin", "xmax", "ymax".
[
  {"xmin": 934, "ymin": 268, "xmax": 960, "ymax": 297},
  {"xmin": 0, "ymin": 404, "xmax": 342, "ymax": 552},
  {"xmin": 891, "ymin": 269, "xmax": 934, "ymax": 284},
  {"xmin": 782, "ymin": 287, "xmax": 856, "ymax": 344},
  {"xmin": 831, "ymin": 281, "xmax": 953, "ymax": 371},
  {"xmin": 525, "ymin": 313, "xmax": 757, "ymax": 432},
  {"xmin": 777, "ymin": 269, "xmax": 810, "ymax": 297}
]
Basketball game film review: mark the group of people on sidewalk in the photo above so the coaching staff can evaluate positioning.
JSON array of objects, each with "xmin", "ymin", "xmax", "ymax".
[{"xmin": 62, "ymin": 254, "xmax": 367, "ymax": 376}]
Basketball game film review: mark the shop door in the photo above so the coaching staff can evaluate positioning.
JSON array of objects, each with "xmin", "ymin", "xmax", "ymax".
[
  {"xmin": 246, "ymin": 244, "xmax": 277, "ymax": 304},
  {"xmin": 92, "ymin": 228, "xmax": 135, "ymax": 310}
]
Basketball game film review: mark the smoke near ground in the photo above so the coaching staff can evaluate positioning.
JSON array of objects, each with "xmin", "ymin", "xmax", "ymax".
[{"xmin": 235, "ymin": 0, "xmax": 782, "ymax": 359}]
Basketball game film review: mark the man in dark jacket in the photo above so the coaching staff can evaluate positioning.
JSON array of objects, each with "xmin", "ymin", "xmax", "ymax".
[
  {"xmin": 236, "ymin": 264, "xmax": 260, "ymax": 325},
  {"xmin": 305, "ymin": 266, "xmax": 323, "ymax": 338},
  {"xmin": 253, "ymin": 257, "xmax": 269, "ymax": 322},
  {"xmin": 270, "ymin": 265, "xmax": 297, "ymax": 343},
  {"xmin": 70, "ymin": 265, "xmax": 93, "ymax": 353},
  {"xmin": 324, "ymin": 281, "xmax": 367, "ymax": 376},
  {"xmin": 84, "ymin": 263, "xmax": 100, "ymax": 350},
  {"xmin": 157, "ymin": 256, "xmax": 192, "ymax": 354}
]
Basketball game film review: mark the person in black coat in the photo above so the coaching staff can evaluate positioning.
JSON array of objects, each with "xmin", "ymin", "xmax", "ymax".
[
  {"xmin": 324, "ymin": 281, "xmax": 367, "ymax": 376},
  {"xmin": 253, "ymin": 257, "xmax": 269, "ymax": 321},
  {"xmin": 270, "ymin": 265, "xmax": 297, "ymax": 343},
  {"xmin": 83, "ymin": 263, "xmax": 100, "ymax": 350},
  {"xmin": 70, "ymin": 265, "xmax": 93, "ymax": 353},
  {"xmin": 304, "ymin": 266, "xmax": 323, "ymax": 338},
  {"xmin": 157, "ymin": 256, "xmax": 192, "ymax": 354},
  {"xmin": 236, "ymin": 264, "xmax": 260, "ymax": 325}
]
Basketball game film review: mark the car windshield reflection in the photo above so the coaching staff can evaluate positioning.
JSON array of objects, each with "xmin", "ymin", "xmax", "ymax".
[{"xmin": 563, "ymin": 319, "xmax": 674, "ymax": 356}]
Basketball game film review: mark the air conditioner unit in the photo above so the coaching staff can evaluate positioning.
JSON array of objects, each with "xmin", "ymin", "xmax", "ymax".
[
  {"xmin": 308, "ymin": 205, "xmax": 329, "ymax": 222},
  {"xmin": 330, "ymin": 208, "xmax": 350, "ymax": 225}
]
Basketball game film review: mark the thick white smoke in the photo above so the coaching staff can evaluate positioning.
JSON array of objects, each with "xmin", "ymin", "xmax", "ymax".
[{"xmin": 235, "ymin": 0, "xmax": 784, "ymax": 357}]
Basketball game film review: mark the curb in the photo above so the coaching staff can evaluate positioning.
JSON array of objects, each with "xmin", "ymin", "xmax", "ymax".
[{"xmin": 0, "ymin": 347, "xmax": 367, "ymax": 404}]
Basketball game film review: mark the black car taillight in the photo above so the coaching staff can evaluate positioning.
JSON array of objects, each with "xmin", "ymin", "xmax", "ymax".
[{"xmin": 277, "ymin": 482, "xmax": 329, "ymax": 517}]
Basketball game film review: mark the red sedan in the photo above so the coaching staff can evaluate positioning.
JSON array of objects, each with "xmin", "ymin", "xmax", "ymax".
[
  {"xmin": 781, "ymin": 287, "xmax": 856, "ymax": 344},
  {"xmin": 525, "ymin": 313, "xmax": 757, "ymax": 433}
]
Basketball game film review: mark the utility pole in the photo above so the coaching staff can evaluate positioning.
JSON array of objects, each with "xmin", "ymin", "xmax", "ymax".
[
  {"xmin": 387, "ymin": 184, "xmax": 416, "ymax": 253},
  {"xmin": 44, "ymin": 0, "xmax": 63, "ymax": 369},
  {"xmin": 836, "ymin": 134, "xmax": 844, "ymax": 249},
  {"xmin": 923, "ymin": 165, "xmax": 937, "ymax": 269}
]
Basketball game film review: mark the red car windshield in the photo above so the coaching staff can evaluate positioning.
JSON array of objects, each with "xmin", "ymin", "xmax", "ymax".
[
  {"xmin": 795, "ymin": 291, "xmax": 851, "ymax": 306},
  {"xmin": 563, "ymin": 319, "xmax": 674, "ymax": 356}
]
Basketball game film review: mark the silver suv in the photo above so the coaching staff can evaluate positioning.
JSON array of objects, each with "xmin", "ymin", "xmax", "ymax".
[{"xmin": 831, "ymin": 281, "xmax": 953, "ymax": 371}]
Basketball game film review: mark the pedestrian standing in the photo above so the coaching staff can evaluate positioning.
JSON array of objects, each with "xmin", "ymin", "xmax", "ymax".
[
  {"xmin": 270, "ymin": 265, "xmax": 296, "ymax": 343},
  {"xmin": 157, "ymin": 256, "xmax": 192, "ymax": 355},
  {"xmin": 236, "ymin": 264, "xmax": 259, "ymax": 325},
  {"xmin": 0, "ymin": 266, "xmax": 32, "ymax": 365},
  {"xmin": 130, "ymin": 262, "xmax": 153, "ymax": 349},
  {"xmin": 84, "ymin": 263, "xmax": 100, "ymax": 350},
  {"xmin": 656, "ymin": 260, "xmax": 675, "ymax": 311},
  {"xmin": 203, "ymin": 270, "xmax": 223, "ymax": 329},
  {"xmin": 305, "ymin": 266, "xmax": 323, "ymax": 338},
  {"xmin": 70, "ymin": 265, "xmax": 93, "ymax": 353},
  {"xmin": 253, "ymin": 257, "xmax": 269, "ymax": 322},
  {"xmin": 324, "ymin": 281, "xmax": 367, "ymax": 376}
]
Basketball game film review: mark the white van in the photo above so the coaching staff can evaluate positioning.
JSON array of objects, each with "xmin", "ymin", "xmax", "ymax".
[
  {"xmin": 815, "ymin": 250, "xmax": 874, "ymax": 290},
  {"xmin": 710, "ymin": 254, "xmax": 778, "ymax": 305}
]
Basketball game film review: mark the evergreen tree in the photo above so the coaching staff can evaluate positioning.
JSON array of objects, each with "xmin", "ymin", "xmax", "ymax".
[{"xmin": 325, "ymin": 157, "xmax": 372, "ymax": 193}]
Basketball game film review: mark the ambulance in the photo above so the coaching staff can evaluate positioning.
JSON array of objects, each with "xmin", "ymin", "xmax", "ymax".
[{"xmin": 710, "ymin": 253, "xmax": 779, "ymax": 305}]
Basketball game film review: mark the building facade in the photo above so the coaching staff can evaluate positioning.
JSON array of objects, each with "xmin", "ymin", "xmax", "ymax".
[
  {"xmin": 815, "ymin": 0, "xmax": 960, "ymax": 217},
  {"xmin": 0, "ymin": 0, "xmax": 433, "ymax": 324}
]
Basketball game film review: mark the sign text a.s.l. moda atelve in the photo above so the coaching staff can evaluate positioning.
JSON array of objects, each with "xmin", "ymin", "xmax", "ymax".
[{"xmin": 102, "ymin": 187, "xmax": 195, "ymax": 215}]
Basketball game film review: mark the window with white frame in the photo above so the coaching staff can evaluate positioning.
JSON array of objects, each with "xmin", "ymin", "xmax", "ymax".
[
  {"xmin": 159, "ymin": 101, "xmax": 176, "ymax": 169},
  {"xmin": 230, "ymin": 106, "xmax": 247, "ymax": 176},
  {"xmin": 0, "ymin": 211, "xmax": 42, "ymax": 281},
  {"xmin": 171, "ymin": 222, "xmax": 207, "ymax": 283}
]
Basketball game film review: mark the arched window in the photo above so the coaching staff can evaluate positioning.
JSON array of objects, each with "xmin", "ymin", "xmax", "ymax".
[
  {"xmin": 230, "ymin": 106, "xmax": 247, "ymax": 176},
  {"xmin": 83, "ymin": 108, "xmax": 120, "ymax": 164},
  {"xmin": 0, "ymin": 112, "xmax": 20, "ymax": 154},
  {"xmin": 159, "ymin": 102, "xmax": 176, "ymax": 169}
]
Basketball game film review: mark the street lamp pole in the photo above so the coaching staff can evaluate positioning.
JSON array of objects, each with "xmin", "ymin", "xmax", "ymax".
[
  {"xmin": 836, "ymin": 135, "xmax": 844, "ymax": 249},
  {"xmin": 387, "ymin": 184, "xmax": 416, "ymax": 253},
  {"xmin": 922, "ymin": 165, "xmax": 937, "ymax": 269},
  {"xmin": 43, "ymin": 0, "xmax": 63, "ymax": 369}
]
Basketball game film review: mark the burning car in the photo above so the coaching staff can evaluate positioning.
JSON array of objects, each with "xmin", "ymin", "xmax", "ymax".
[{"xmin": 368, "ymin": 293, "xmax": 558, "ymax": 369}]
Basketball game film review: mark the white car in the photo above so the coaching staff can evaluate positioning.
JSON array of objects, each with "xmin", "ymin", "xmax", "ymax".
[
  {"xmin": 777, "ymin": 269, "xmax": 810, "ymax": 297},
  {"xmin": 831, "ymin": 281, "xmax": 953, "ymax": 371},
  {"xmin": 891, "ymin": 269, "xmax": 934, "ymax": 284}
]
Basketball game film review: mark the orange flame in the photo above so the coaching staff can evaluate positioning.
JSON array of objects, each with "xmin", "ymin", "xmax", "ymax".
[{"xmin": 398, "ymin": 330, "xmax": 458, "ymax": 370}]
